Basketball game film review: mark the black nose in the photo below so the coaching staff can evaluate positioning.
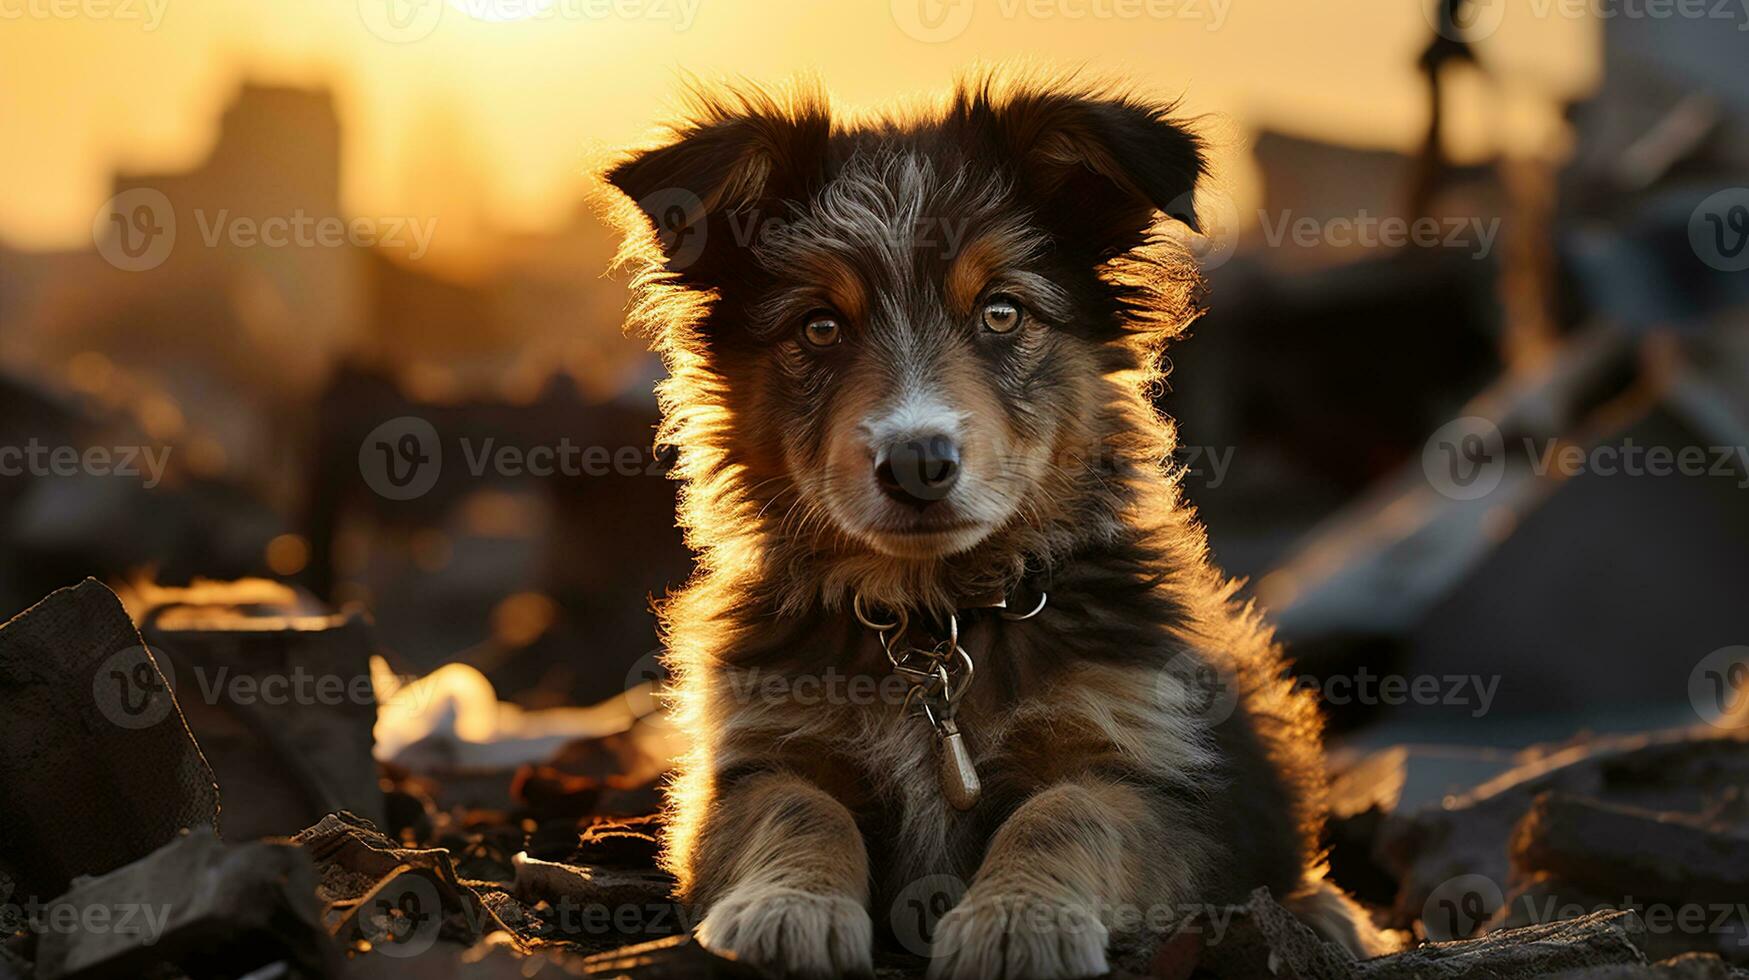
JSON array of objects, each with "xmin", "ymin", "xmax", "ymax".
[{"xmin": 875, "ymin": 435, "xmax": 961, "ymax": 508}]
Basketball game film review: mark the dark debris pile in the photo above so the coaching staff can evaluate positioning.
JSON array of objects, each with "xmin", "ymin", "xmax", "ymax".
[{"xmin": 3, "ymin": 579, "xmax": 1748, "ymax": 979}]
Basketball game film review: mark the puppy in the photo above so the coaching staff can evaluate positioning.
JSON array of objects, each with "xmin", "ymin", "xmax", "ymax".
[{"xmin": 604, "ymin": 76, "xmax": 1383, "ymax": 979}]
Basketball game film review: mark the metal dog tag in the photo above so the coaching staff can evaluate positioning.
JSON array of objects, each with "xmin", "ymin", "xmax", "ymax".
[{"xmin": 935, "ymin": 717, "xmax": 981, "ymax": 811}]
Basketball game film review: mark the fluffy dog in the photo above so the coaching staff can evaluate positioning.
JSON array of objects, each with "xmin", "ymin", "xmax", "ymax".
[{"xmin": 604, "ymin": 76, "xmax": 1382, "ymax": 979}]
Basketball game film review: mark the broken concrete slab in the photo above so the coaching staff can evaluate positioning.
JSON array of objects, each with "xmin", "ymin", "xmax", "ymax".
[
  {"xmin": 510, "ymin": 852, "xmax": 682, "ymax": 952},
  {"xmin": 1358, "ymin": 909, "xmax": 1649, "ymax": 979},
  {"xmin": 1326, "ymin": 745, "xmax": 1522, "ymax": 906},
  {"xmin": 511, "ymin": 853, "xmax": 674, "ymax": 914},
  {"xmin": 0, "ymin": 945, "xmax": 31, "ymax": 980},
  {"xmin": 1511, "ymin": 792, "xmax": 1749, "ymax": 907},
  {"xmin": 576, "ymin": 936, "xmax": 764, "ymax": 979},
  {"xmin": 0, "ymin": 579, "xmax": 218, "ymax": 901},
  {"xmin": 1378, "ymin": 727, "xmax": 1749, "ymax": 930},
  {"xmin": 33, "ymin": 827, "xmax": 337, "ymax": 980},
  {"xmin": 1185, "ymin": 886, "xmax": 1357, "ymax": 980},
  {"xmin": 290, "ymin": 811, "xmax": 522, "ymax": 958},
  {"xmin": 1489, "ymin": 874, "xmax": 1749, "ymax": 966},
  {"xmin": 1560, "ymin": 953, "xmax": 1749, "ymax": 979},
  {"xmin": 140, "ymin": 588, "xmax": 385, "ymax": 839}
]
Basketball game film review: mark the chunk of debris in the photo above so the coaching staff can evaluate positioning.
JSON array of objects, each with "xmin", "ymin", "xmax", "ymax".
[
  {"xmin": 1561, "ymin": 952, "xmax": 1749, "ymax": 979},
  {"xmin": 0, "ymin": 944, "xmax": 32, "ymax": 980},
  {"xmin": 1357, "ymin": 909, "xmax": 1649, "ymax": 979},
  {"xmin": 0, "ymin": 579, "xmax": 218, "ymax": 901},
  {"xmin": 139, "ymin": 581, "xmax": 385, "ymax": 839},
  {"xmin": 1511, "ymin": 792, "xmax": 1749, "ymax": 906},
  {"xmin": 571, "ymin": 815, "xmax": 662, "ymax": 868},
  {"xmin": 511, "ymin": 853, "xmax": 681, "ymax": 953},
  {"xmin": 1487, "ymin": 874, "xmax": 1749, "ymax": 966},
  {"xmin": 577, "ymin": 937, "xmax": 765, "ymax": 979},
  {"xmin": 511, "ymin": 853, "xmax": 674, "ymax": 911},
  {"xmin": 33, "ymin": 827, "xmax": 338, "ymax": 980},
  {"xmin": 1181, "ymin": 887, "xmax": 1357, "ymax": 980},
  {"xmin": 1379, "ymin": 727, "xmax": 1749, "ymax": 929},
  {"xmin": 291, "ymin": 812, "xmax": 522, "ymax": 957}
]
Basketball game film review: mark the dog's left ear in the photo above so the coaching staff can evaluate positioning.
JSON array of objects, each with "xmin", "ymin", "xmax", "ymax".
[
  {"xmin": 957, "ymin": 86, "xmax": 1206, "ymax": 258},
  {"xmin": 605, "ymin": 89, "xmax": 830, "ymax": 288}
]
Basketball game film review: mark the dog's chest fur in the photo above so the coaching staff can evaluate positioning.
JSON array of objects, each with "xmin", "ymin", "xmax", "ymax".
[{"xmin": 704, "ymin": 600, "xmax": 1224, "ymax": 896}]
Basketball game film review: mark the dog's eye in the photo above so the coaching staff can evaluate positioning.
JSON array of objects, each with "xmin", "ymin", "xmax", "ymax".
[
  {"xmin": 980, "ymin": 296, "xmax": 1023, "ymax": 334},
  {"xmin": 801, "ymin": 312, "xmax": 843, "ymax": 349}
]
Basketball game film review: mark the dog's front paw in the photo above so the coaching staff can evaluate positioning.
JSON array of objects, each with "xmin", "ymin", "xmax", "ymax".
[
  {"xmin": 927, "ymin": 891, "xmax": 1109, "ymax": 980},
  {"xmin": 696, "ymin": 884, "xmax": 874, "ymax": 979}
]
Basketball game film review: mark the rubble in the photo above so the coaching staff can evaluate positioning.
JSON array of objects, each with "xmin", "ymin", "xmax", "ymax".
[
  {"xmin": 1179, "ymin": 887, "xmax": 1358, "ymax": 980},
  {"xmin": 575, "ymin": 937, "xmax": 763, "ymax": 979},
  {"xmin": 1566, "ymin": 953, "xmax": 1749, "ymax": 979},
  {"xmin": 1511, "ymin": 792, "xmax": 1749, "ymax": 907},
  {"xmin": 33, "ymin": 827, "xmax": 337, "ymax": 980},
  {"xmin": 6, "ymin": 580, "xmax": 1749, "ymax": 979},
  {"xmin": 1356, "ymin": 909, "xmax": 1648, "ymax": 978},
  {"xmin": 290, "ymin": 811, "xmax": 521, "ymax": 957},
  {"xmin": 1377, "ymin": 727, "xmax": 1749, "ymax": 929},
  {"xmin": 511, "ymin": 854, "xmax": 674, "ymax": 920},
  {"xmin": 0, "ymin": 579, "xmax": 218, "ymax": 900},
  {"xmin": 138, "ymin": 581, "xmax": 384, "ymax": 838}
]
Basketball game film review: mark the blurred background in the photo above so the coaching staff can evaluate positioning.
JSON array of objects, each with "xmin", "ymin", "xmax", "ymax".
[{"xmin": 1, "ymin": 0, "xmax": 1746, "ymax": 764}]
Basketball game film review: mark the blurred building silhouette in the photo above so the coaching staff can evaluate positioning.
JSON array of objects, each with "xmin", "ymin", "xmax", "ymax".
[{"xmin": 0, "ymin": 80, "xmax": 682, "ymax": 706}]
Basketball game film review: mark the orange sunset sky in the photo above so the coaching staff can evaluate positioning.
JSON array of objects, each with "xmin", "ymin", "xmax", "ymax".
[{"xmin": 0, "ymin": 0, "xmax": 1599, "ymax": 256}]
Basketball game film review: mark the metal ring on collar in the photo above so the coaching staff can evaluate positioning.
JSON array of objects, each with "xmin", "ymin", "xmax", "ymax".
[
  {"xmin": 1001, "ymin": 591, "xmax": 1048, "ymax": 621},
  {"xmin": 853, "ymin": 593, "xmax": 904, "ymax": 633}
]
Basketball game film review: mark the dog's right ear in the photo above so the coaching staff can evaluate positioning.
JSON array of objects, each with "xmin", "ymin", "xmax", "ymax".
[{"xmin": 605, "ymin": 89, "xmax": 830, "ymax": 287}]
